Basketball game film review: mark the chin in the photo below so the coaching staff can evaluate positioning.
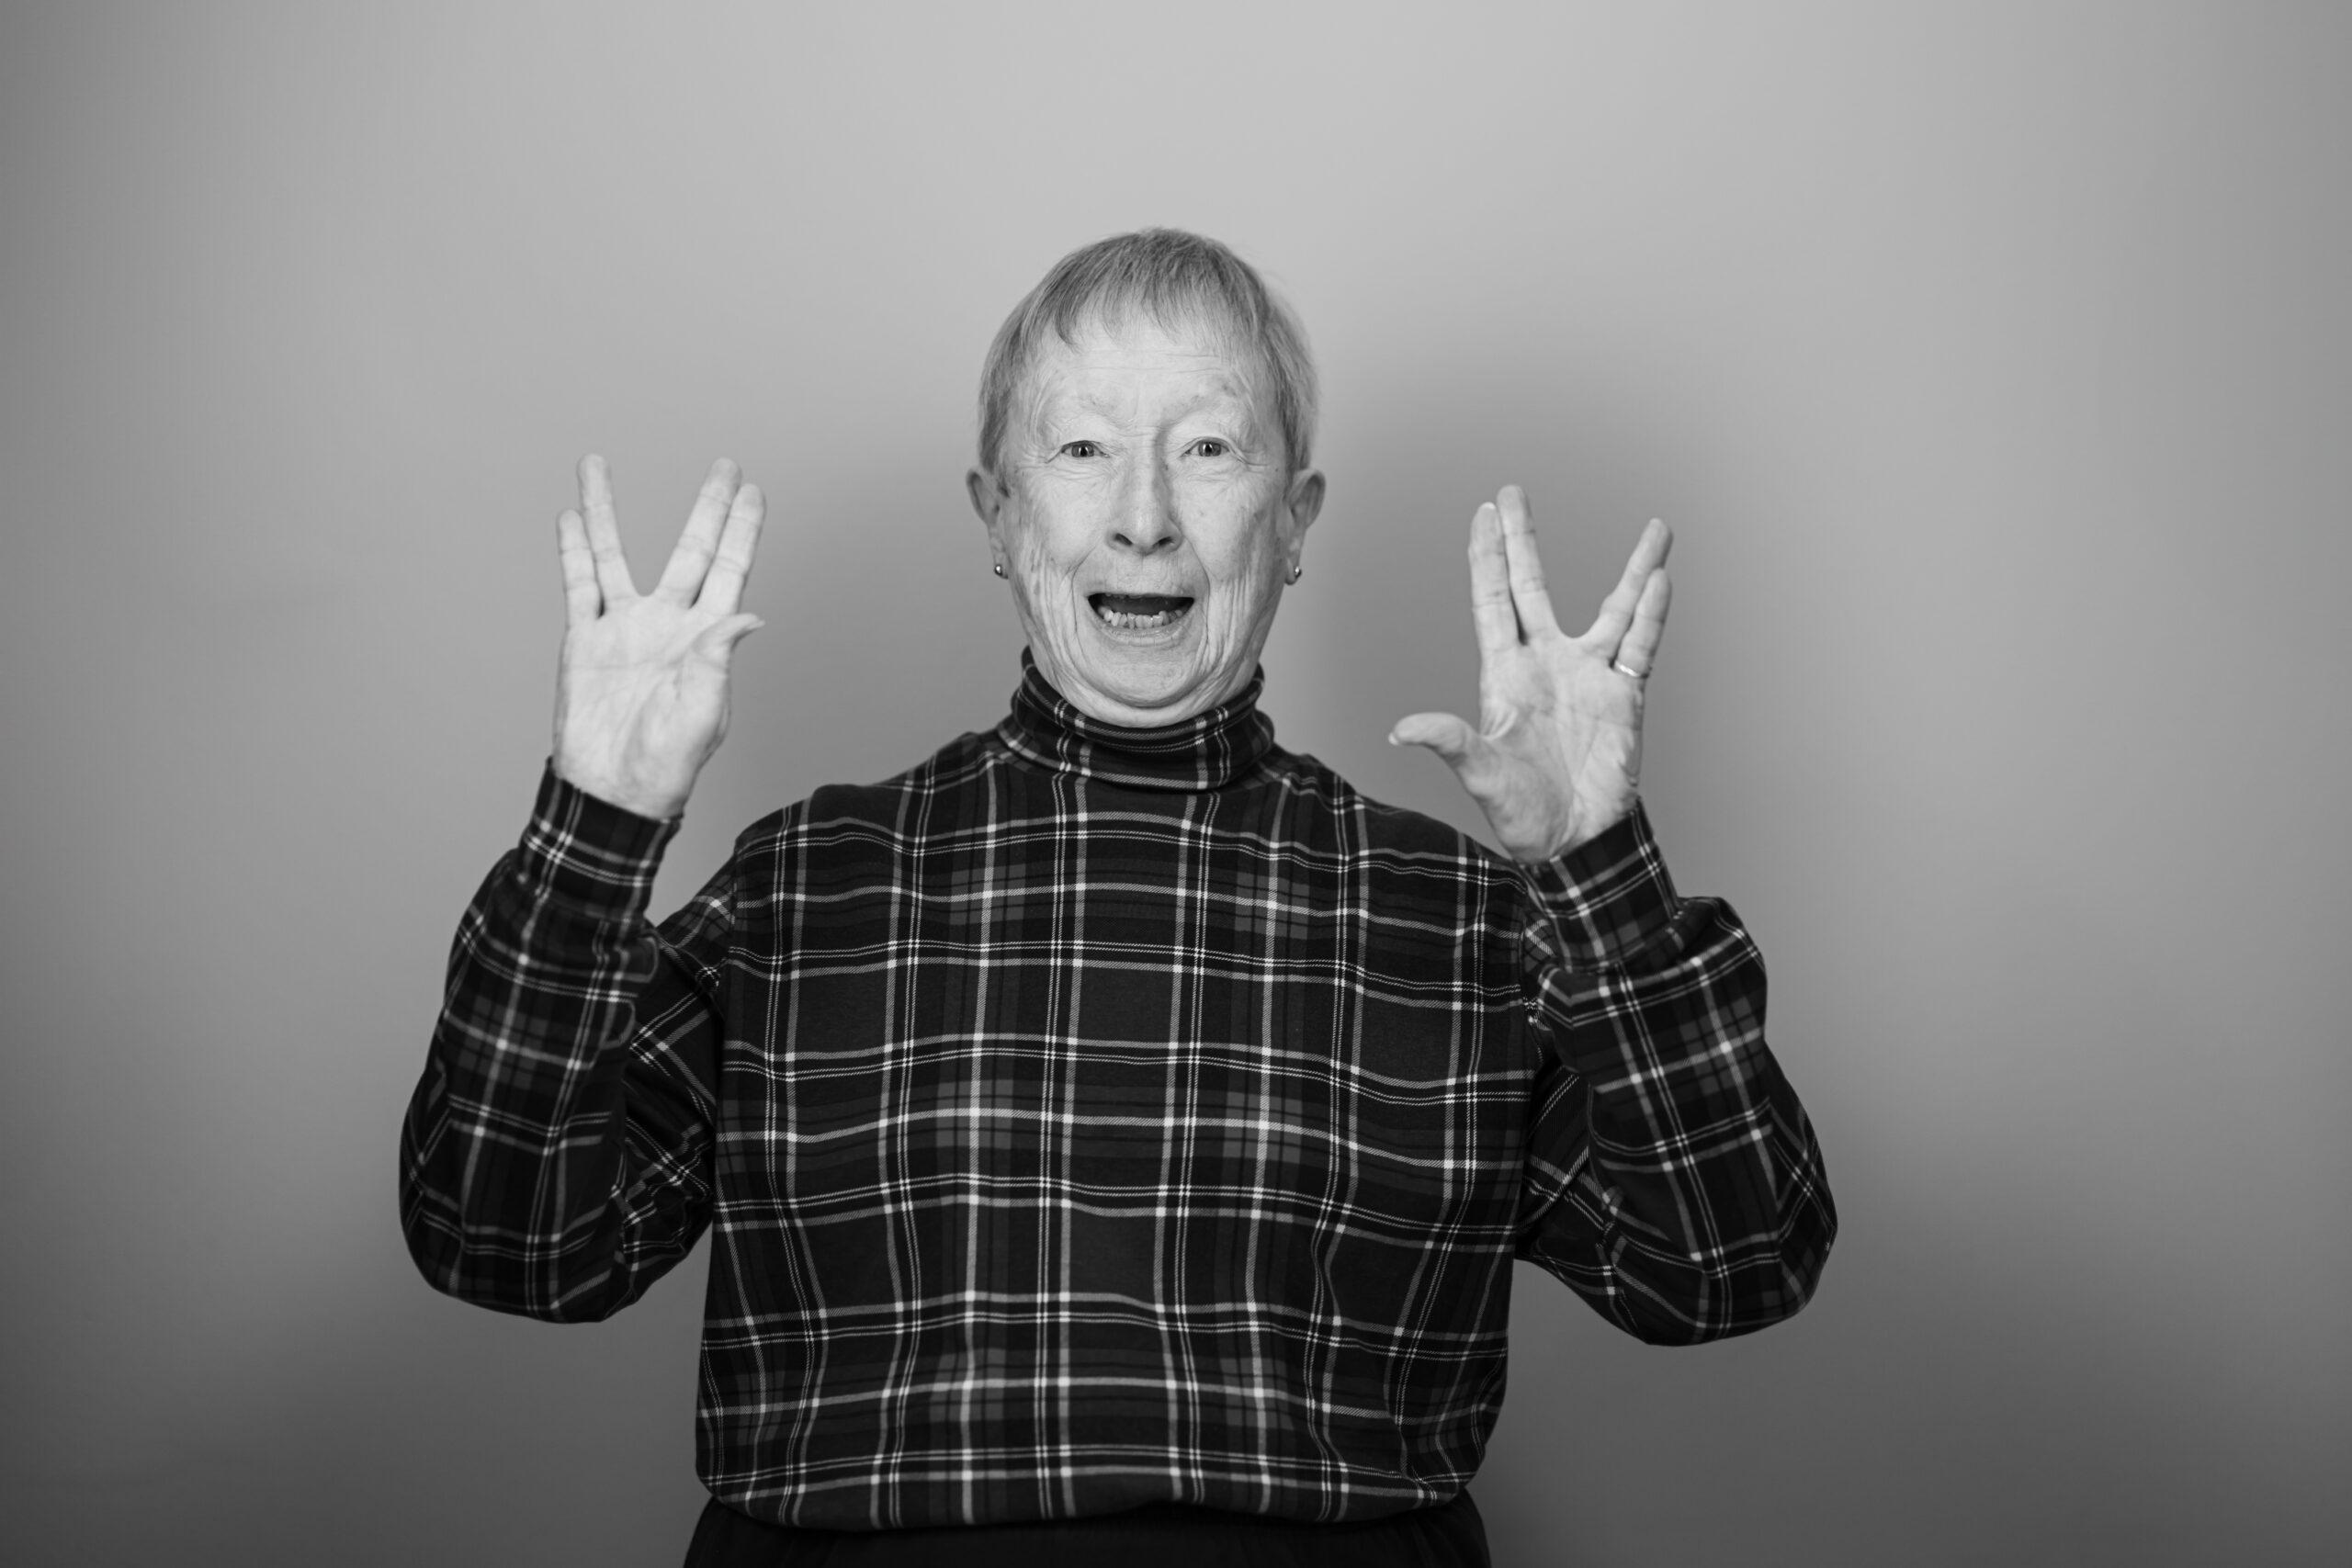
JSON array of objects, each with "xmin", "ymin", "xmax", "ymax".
[
  {"xmin": 1057, "ymin": 643, "xmax": 1231, "ymax": 723},
  {"xmin": 1088, "ymin": 657, "xmax": 1212, "ymax": 716}
]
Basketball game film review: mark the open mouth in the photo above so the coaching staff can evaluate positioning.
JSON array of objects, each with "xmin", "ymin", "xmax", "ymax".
[{"xmin": 1090, "ymin": 592, "xmax": 1194, "ymax": 630}]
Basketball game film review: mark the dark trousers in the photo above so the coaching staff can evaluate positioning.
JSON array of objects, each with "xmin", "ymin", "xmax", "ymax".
[{"xmin": 684, "ymin": 1492, "xmax": 1492, "ymax": 1567}]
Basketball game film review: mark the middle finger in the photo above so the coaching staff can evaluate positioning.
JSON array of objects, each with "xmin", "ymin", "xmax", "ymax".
[{"xmin": 653, "ymin": 457, "xmax": 743, "ymax": 604}]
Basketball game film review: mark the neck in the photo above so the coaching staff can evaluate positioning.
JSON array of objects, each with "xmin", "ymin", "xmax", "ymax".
[{"xmin": 996, "ymin": 649, "xmax": 1276, "ymax": 793}]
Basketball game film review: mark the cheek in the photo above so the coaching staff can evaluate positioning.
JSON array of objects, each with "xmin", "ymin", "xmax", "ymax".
[
  {"xmin": 1195, "ymin": 502, "xmax": 1286, "ymax": 588},
  {"xmin": 1004, "ymin": 508, "xmax": 1087, "ymax": 580}
]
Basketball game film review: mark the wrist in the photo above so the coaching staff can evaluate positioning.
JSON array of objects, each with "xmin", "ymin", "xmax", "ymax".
[
  {"xmin": 549, "ymin": 757, "xmax": 686, "ymax": 823},
  {"xmin": 1538, "ymin": 800, "xmax": 1635, "ymax": 863},
  {"xmin": 522, "ymin": 761, "xmax": 682, "ymax": 917},
  {"xmin": 1516, "ymin": 801, "xmax": 1679, "ymax": 967},
  {"xmin": 1503, "ymin": 795, "xmax": 1636, "ymax": 864}
]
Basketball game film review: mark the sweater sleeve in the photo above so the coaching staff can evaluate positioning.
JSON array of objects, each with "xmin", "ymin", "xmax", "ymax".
[
  {"xmin": 399, "ymin": 763, "xmax": 734, "ymax": 1323},
  {"xmin": 1512, "ymin": 802, "xmax": 1836, "ymax": 1344}
]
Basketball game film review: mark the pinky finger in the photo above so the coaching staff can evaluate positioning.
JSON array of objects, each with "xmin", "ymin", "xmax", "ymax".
[
  {"xmin": 1614, "ymin": 570, "xmax": 1671, "ymax": 677},
  {"xmin": 557, "ymin": 510, "xmax": 602, "ymax": 624}
]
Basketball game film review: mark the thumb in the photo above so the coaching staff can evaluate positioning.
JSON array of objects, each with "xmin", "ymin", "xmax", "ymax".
[
  {"xmin": 691, "ymin": 613, "xmax": 764, "ymax": 668},
  {"xmin": 1388, "ymin": 711, "xmax": 1482, "ymax": 771}
]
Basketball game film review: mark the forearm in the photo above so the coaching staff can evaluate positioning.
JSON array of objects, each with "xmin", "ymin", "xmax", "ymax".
[
  {"xmin": 399, "ymin": 764, "xmax": 711, "ymax": 1322},
  {"xmin": 1521, "ymin": 805, "xmax": 1837, "ymax": 1343}
]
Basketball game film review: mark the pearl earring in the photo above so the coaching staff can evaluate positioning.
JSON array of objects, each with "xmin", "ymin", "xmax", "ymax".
[{"xmin": 992, "ymin": 562, "xmax": 1006, "ymax": 578}]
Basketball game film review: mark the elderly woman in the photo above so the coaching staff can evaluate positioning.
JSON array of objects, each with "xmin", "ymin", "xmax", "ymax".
[{"xmin": 401, "ymin": 230, "xmax": 1834, "ymax": 1567}]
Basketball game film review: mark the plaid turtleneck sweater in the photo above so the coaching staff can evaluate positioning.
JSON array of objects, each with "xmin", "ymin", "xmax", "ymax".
[{"xmin": 401, "ymin": 655, "xmax": 1835, "ymax": 1531}]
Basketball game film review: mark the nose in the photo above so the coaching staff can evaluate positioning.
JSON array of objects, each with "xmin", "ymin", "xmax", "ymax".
[{"xmin": 1110, "ymin": 455, "xmax": 1181, "ymax": 555}]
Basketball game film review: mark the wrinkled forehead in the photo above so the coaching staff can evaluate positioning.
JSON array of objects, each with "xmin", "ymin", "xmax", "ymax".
[{"xmin": 1014, "ymin": 300, "xmax": 1275, "ymax": 425}]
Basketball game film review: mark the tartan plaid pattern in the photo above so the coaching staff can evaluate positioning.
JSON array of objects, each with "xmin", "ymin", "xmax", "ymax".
[{"xmin": 401, "ymin": 657, "xmax": 1835, "ymax": 1530}]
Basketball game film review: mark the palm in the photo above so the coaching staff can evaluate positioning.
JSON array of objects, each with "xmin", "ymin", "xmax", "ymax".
[
  {"xmin": 1393, "ymin": 488, "xmax": 1672, "ymax": 862},
  {"xmin": 552, "ymin": 456, "xmax": 767, "ymax": 820}
]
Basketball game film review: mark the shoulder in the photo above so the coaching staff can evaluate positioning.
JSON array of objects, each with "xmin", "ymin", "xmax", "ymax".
[
  {"xmin": 1255, "ymin": 745, "xmax": 1515, "ymax": 884},
  {"xmin": 1250, "ymin": 749, "xmax": 1529, "ymax": 969},
  {"xmin": 728, "ymin": 728, "xmax": 1002, "ymax": 863}
]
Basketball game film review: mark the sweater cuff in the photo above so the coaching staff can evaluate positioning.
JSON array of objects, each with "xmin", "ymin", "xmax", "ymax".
[
  {"xmin": 514, "ymin": 760, "xmax": 682, "ymax": 919},
  {"xmin": 1516, "ymin": 800, "xmax": 1681, "ymax": 969}
]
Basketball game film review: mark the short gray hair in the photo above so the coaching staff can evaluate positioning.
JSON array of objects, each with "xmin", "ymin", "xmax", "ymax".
[{"xmin": 977, "ymin": 229, "xmax": 1318, "ymax": 478}]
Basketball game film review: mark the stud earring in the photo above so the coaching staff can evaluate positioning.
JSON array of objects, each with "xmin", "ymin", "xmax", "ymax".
[
  {"xmin": 1286, "ymin": 563, "xmax": 1304, "ymax": 585},
  {"xmin": 992, "ymin": 561, "xmax": 1007, "ymax": 579}
]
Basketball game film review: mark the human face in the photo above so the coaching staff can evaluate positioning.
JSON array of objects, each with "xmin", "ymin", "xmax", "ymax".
[{"xmin": 967, "ymin": 314, "xmax": 1324, "ymax": 727}]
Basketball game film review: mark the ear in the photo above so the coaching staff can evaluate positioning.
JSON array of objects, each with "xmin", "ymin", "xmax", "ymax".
[
  {"xmin": 1282, "ymin": 468, "xmax": 1326, "ymax": 563},
  {"xmin": 967, "ymin": 467, "xmax": 1010, "ymax": 557},
  {"xmin": 966, "ymin": 467, "xmax": 1002, "ymax": 526}
]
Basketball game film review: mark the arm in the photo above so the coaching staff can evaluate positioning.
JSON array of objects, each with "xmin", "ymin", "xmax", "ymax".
[
  {"xmin": 1512, "ymin": 804, "xmax": 1834, "ymax": 1342},
  {"xmin": 399, "ymin": 767, "xmax": 731, "ymax": 1321},
  {"xmin": 1393, "ymin": 485, "xmax": 1832, "ymax": 1340},
  {"xmin": 399, "ymin": 455, "xmax": 769, "ymax": 1321}
]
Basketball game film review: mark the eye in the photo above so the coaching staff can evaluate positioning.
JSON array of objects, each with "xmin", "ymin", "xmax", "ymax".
[
  {"xmin": 1059, "ymin": 440, "xmax": 1104, "ymax": 459},
  {"xmin": 1190, "ymin": 439, "xmax": 1230, "ymax": 458}
]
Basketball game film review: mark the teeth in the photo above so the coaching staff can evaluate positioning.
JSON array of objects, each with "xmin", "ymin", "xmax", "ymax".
[{"xmin": 1097, "ymin": 606, "xmax": 1182, "ymax": 629}]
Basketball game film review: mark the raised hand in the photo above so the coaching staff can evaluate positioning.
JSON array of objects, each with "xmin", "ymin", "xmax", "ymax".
[
  {"xmin": 1390, "ymin": 487, "xmax": 1671, "ymax": 862},
  {"xmin": 551, "ymin": 455, "xmax": 766, "ymax": 820}
]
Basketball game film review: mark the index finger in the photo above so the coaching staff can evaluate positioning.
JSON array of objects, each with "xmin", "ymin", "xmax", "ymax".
[
  {"xmin": 1582, "ymin": 518, "xmax": 1674, "ymax": 647},
  {"xmin": 696, "ymin": 482, "xmax": 765, "ymax": 615},
  {"xmin": 652, "ymin": 457, "xmax": 743, "ymax": 604}
]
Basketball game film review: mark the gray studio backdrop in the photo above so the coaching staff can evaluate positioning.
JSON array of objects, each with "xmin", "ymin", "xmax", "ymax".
[{"xmin": 4, "ymin": 4, "xmax": 2346, "ymax": 1564}]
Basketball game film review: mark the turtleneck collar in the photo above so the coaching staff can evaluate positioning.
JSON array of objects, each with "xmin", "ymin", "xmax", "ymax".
[{"xmin": 996, "ymin": 649, "xmax": 1276, "ymax": 792}]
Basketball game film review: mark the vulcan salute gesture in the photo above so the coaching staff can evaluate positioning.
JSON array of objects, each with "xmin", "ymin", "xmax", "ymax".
[
  {"xmin": 1393, "ymin": 486, "xmax": 1673, "ymax": 863},
  {"xmin": 551, "ymin": 454, "xmax": 767, "ymax": 821}
]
